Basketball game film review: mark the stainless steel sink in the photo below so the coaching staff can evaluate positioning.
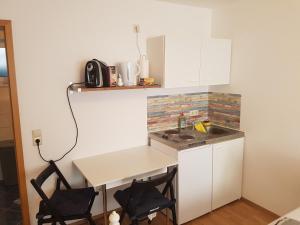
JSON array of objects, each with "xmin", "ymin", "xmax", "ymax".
[
  {"xmin": 150, "ymin": 124, "xmax": 243, "ymax": 150},
  {"xmin": 206, "ymin": 126, "xmax": 229, "ymax": 135}
]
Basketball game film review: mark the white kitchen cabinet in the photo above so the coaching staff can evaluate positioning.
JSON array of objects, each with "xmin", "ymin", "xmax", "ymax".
[
  {"xmin": 147, "ymin": 35, "xmax": 201, "ymax": 88},
  {"xmin": 147, "ymin": 36, "xmax": 231, "ymax": 88},
  {"xmin": 151, "ymin": 136, "xmax": 244, "ymax": 224},
  {"xmin": 177, "ymin": 145, "xmax": 212, "ymax": 224},
  {"xmin": 212, "ymin": 138, "xmax": 244, "ymax": 210},
  {"xmin": 199, "ymin": 39, "xmax": 232, "ymax": 85}
]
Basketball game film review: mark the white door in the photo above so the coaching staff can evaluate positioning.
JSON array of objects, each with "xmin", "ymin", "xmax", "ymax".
[
  {"xmin": 178, "ymin": 145, "xmax": 212, "ymax": 224},
  {"xmin": 164, "ymin": 35, "xmax": 201, "ymax": 88},
  {"xmin": 199, "ymin": 38, "xmax": 231, "ymax": 85},
  {"xmin": 212, "ymin": 138, "xmax": 244, "ymax": 210}
]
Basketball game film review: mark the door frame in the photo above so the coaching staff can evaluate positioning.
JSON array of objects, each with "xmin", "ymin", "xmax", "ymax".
[{"xmin": 1, "ymin": 20, "xmax": 31, "ymax": 225}]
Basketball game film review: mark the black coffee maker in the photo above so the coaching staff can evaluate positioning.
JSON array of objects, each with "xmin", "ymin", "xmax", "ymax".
[{"xmin": 85, "ymin": 59, "xmax": 109, "ymax": 87}]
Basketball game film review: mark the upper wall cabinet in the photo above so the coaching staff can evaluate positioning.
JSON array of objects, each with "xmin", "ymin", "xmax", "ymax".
[
  {"xmin": 199, "ymin": 39, "xmax": 231, "ymax": 85},
  {"xmin": 147, "ymin": 36, "xmax": 231, "ymax": 88}
]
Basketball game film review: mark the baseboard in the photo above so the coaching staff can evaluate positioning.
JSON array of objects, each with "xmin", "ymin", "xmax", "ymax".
[{"xmin": 241, "ymin": 197, "xmax": 279, "ymax": 218}]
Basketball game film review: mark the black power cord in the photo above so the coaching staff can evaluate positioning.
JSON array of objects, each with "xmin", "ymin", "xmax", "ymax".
[{"xmin": 36, "ymin": 82, "xmax": 85, "ymax": 162}]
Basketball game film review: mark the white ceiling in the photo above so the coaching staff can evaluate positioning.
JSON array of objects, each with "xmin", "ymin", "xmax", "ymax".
[{"xmin": 158, "ymin": 0, "xmax": 238, "ymax": 8}]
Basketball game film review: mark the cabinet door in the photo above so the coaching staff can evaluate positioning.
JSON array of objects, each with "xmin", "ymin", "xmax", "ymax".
[
  {"xmin": 147, "ymin": 36, "xmax": 165, "ymax": 87},
  {"xmin": 199, "ymin": 38, "xmax": 231, "ymax": 85},
  {"xmin": 212, "ymin": 138, "xmax": 244, "ymax": 210},
  {"xmin": 164, "ymin": 35, "xmax": 201, "ymax": 88},
  {"xmin": 178, "ymin": 145, "xmax": 212, "ymax": 224}
]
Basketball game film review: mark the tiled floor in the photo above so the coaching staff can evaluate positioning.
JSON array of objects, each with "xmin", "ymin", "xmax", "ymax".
[{"xmin": 0, "ymin": 183, "xmax": 22, "ymax": 225}]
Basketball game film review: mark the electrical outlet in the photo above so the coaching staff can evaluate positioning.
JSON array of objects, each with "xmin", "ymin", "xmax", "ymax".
[
  {"xmin": 190, "ymin": 110, "xmax": 199, "ymax": 116},
  {"xmin": 134, "ymin": 24, "xmax": 140, "ymax": 33},
  {"xmin": 32, "ymin": 129, "xmax": 42, "ymax": 146}
]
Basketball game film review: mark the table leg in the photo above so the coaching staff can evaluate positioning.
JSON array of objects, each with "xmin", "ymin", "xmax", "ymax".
[
  {"xmin": 166, "ymin": 167, "xmax": 170, "ymax": 225},
  {"xmin": 102, "ymin": 184, "xmax": 108, "ymax": 225},
  {"xmin": 84, "ymin": 179, "xmax": 88, "ymax": 187}
]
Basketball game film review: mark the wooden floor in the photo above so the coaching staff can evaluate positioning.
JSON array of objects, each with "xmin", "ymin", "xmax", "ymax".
[
  {"xmin": 79, "ymin": 199, "xmax": 279, "ymax": 225},
  {"xmin": 186, "ymin": 200, "xmax": 278, "ymax": 225}
]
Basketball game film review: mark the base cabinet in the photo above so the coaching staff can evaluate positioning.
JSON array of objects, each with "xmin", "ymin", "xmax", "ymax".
[
  {"xmin": 150, "ymin": 137, "xmax": 244, "ymax": 224},
  {"xmin": 212, "ymin": 138, "xmax": 244, "ymax": 210},
  {"xmin": 178, "ymin": 145, "xmax": 212, "ymax": 224}
]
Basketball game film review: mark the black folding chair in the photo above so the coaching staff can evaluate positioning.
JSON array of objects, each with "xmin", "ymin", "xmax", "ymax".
[
  {"xmin": 114, "ymin": 167, "xmax": 177, "ymax": 225},
  {"xmin": 30, "ymin": 160, "xmax": 98, "ymax": 225}
]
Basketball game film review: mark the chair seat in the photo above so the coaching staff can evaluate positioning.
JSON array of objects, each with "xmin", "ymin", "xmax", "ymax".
[
  {"xmin": 114, "ymin": 186, "xmax": 174, "ymax": 219},
  {"xmin": 37, "ymin": 187, "xmax": 96, "ymax": 218}
]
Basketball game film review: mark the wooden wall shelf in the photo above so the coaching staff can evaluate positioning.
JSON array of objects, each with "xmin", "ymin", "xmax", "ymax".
[{"xmin": 75, "ymin": 84, "xmax": 161, "ymax": 92}]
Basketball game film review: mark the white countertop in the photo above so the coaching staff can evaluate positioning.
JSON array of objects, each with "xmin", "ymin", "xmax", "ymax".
[{"xmin": 73, "ymin": 145, "xmax": 178, "ymax": 188}]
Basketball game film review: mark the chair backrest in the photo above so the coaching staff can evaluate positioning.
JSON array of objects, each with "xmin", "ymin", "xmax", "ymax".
[
  {"xmin": 148, "ymin": 167, "xmax": 177, "ymax": 188},
  {"xmin": 127, "ymin": 167, "xmax": 177, "ymax": 209},
  {"xmin": 31, "ymin": 160, "xmax": 71, "ymax": 202}
]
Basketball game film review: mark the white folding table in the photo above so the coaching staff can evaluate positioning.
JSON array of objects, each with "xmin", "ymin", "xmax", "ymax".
[{"xmin": 73, "ymin": 145, "xmax": 178, "ymax": 225}]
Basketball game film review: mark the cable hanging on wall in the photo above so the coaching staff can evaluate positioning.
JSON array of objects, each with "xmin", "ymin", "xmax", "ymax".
[
  {"xmin": 135, "ymin": 24, "xmax": 142, "ymax": 58},
  {"xmin": 36, "ymin": 82, "xmax": 84, "ymax": 163}
]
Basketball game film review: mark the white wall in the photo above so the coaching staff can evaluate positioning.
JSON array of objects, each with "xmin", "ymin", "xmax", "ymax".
[
  {"xmin": 0, "ymin": 0, "xmax": 211, "ymax": 223},
  {"xmin": 210, "ymin": 0, "xmax": 300, "ymax": 215},
  {"xmin": 159, "ymin": 0, "xmax": 238, "ymax": 8}
]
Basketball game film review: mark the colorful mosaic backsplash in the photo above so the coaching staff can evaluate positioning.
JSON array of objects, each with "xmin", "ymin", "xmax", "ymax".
[
  {"xmin": 147, "ymin": 92, "xmax": 241, "ymax": 132},
  {"xmin": 148, "ymin": 93, "xmax": 209, "ymax": 132},
  {"xmin": 208, "ymin": 92, "xmax": 241, "ymax": 129}
]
